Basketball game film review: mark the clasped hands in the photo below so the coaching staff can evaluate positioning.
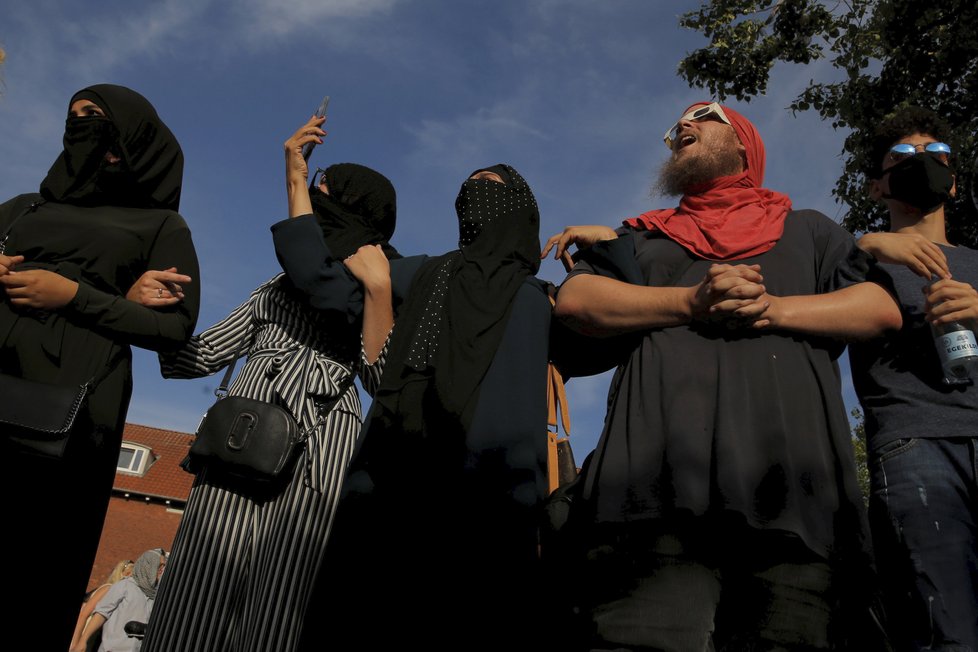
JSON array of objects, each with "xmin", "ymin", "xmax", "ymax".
[{"xmin": 691, "ymin": 263, "xmax": 775, "ymax": 329}]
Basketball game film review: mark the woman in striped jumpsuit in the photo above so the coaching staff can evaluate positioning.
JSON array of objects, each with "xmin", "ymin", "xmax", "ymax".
[{"xmin": 140, "ymin": 116, "xmax": 395, "ymax": 652}]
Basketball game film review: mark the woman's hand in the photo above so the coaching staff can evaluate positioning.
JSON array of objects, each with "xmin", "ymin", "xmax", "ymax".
[
  {"xmin": 126, "ymin": 267, "xmax": 192, "ymax": 307},
  {"xmin": 284, "ymin": 115, "xmax": 326, "ymax": 218},
  {"xmin": 541, "ymin": 225, "xmax": 618, "ymax": 272},
  {"xmin": 0, "ymin": 269, "xmax": 78, "ymax": 309},
  {"xmin": 0, "ymin": 254, "xmax": 24, "ymax": 278},
  {"xmin": 343, "ymin": 245, "xmax": 391, "ymax": 292},
  {"xmin": 858, "ymin": 232, "xmax": 950, "ymax": 279}
]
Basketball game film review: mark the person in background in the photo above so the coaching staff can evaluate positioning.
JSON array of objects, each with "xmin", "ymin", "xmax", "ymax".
[
  {"xmin": 0, "ymin": 84, "xmax": 199, "ymax": 652},
  {"xmin": 70, "ymin": 559, "xmax": 134, "ymax": 652},
  {"xmin": 71, "ymin": 548, "xmax": 166, "ymax": 652},
  {"xmin": 849, "ymin": 106, "xmax": 978, "ymax": 651},
  {"xmin": 549, "ymin": 101, "xmax": 901, "ymax": 650}
]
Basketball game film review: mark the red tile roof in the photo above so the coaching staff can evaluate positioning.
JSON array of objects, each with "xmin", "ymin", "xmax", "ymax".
[{"xmin": 114, "ymin": 423, "xmax": 194, "ymax": 503}]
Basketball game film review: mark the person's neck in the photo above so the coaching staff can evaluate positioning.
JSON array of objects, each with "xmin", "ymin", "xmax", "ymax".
[{"xmin": 890, "ymin": 205, "xmax": 951, "ymax": 245}]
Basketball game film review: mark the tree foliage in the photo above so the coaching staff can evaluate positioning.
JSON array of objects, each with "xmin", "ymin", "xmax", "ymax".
[
  {"xmin": 678, "ymin": 0, "xmax": 978, "ymax": 246},
  {"xmin": 849, "ymin": 408, "xmax": 869, "ymax": 504}
]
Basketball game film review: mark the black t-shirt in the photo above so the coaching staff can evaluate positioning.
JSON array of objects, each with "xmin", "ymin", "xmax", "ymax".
[
  {"xmin": 567, "ymin": 210, "xmax": 871, "ymax": 559},
  {"xmin": 849, "ymin": 244, "xmax": 978, "ymax": 450}
]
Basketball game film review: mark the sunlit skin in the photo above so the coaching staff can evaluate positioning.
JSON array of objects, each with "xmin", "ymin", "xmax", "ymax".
[
  {"xmin": 671, "ymin": 114, "xmax": 745, "ymax": 172},
  {"xmin": 469, "ymin": 170, "xmax": 506, "ymax": 184},
  {"xmin": 551, "ymin": 105, "xmax": 902, "ymax": 340},
  {"xmin": 542, "ymin": 110, "xmax": 745, "ymax": 267}
]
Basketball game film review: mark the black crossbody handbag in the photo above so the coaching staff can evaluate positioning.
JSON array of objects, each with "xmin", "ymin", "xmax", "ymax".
[{"xmin": 185, "ymin": 347, "xmax": 355, "ymax": 488}]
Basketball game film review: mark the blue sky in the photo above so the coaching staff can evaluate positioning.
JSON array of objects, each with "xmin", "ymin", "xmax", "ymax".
[{"xmin": 0, "ymin": 1, "xmax": 859, "ymax": 456}]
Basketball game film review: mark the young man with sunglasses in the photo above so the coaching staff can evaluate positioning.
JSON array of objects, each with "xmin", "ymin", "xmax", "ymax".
[
  {"xmin": 848, "ymin": 107, "xmax": 978, "ymax": 651},
  {"xmin": 549, "ymin": 101, "xmax": 901, "ymax": 650}
]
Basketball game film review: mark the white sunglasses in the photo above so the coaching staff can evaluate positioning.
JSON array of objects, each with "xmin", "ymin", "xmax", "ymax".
[{"xmin": 663, "ymin": 102, "xmax": 732, "ymax": 149}]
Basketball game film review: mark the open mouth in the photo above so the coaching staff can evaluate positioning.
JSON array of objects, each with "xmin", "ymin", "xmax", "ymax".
[{"xmin": 677, "ymin": 133, "xmax": 697, "ymax": 151}]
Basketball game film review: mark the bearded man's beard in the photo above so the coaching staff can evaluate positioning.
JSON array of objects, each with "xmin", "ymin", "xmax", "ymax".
[{"xmin": 654, "ymin": 141, "xmax": 744, "ymax": 197}]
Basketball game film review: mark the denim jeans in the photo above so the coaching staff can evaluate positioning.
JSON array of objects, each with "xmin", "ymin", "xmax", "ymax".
[{"xmin": 868, "ymin": 436, "xmax": 978, "ymax": 652}]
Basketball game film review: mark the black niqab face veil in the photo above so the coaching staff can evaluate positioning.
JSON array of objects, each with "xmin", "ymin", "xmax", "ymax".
[
  {"xmin": 373, "ymin": 163, "xmax": 541, "ymax": 436},
  {"xmin": 40, "ymin": 84, "xmax": 184, "ymax": 211},
  {"xmin": 308, "ymin": 163, "xmax": 400, "ymax": 260}
]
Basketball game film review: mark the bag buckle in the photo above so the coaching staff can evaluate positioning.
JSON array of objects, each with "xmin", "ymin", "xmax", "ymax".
[{"xmin": 226, "ymin": 412, "xmax": 258, "ymax": 450}]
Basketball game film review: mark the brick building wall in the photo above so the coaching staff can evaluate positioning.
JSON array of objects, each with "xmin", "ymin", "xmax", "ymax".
[{"xmin": 85, "ymin": 423, "xmax": 194, "ymax": 592}]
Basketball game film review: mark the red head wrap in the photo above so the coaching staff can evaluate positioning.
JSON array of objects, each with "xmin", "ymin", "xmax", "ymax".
[{"xmin": 624, "ymin": 102, "xmax": 792, "ymax": 261}]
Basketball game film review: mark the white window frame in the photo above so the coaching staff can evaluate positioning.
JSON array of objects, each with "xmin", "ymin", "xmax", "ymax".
[{"xmin": 117, "ymin": 442, "xmax": 155, "ymax": 476}]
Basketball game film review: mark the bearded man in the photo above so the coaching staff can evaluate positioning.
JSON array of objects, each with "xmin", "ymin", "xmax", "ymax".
[{"xmin": 548, "ymin": 102, "xmax": 901, "ymax": 650}]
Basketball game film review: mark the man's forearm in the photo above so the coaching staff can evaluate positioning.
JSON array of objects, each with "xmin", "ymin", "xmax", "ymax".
[
  {"xmin": 765, "ymin": 282, "xmax": 902, "ymax": 340},
  {"xmin": 554, "ymin": 274, "xmax": 694, "ymax": 337}
]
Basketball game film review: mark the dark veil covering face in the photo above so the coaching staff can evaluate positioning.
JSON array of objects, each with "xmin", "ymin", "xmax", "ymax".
[
  {"xmin": 308, "ymin": 163, "xmax": 401, "ymax": 260},
  {"xmin": 368, "ymin": 163, "xmax": 541, "ymax": 448},
  {"xmin": 40, "ymin": 84, "xmax": 184, "ymax": 211}
]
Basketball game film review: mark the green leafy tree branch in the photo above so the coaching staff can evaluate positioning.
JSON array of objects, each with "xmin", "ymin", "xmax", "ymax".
[{"xmin": 678, "ymin": 0, "xmax": 978, "ymax": 246}]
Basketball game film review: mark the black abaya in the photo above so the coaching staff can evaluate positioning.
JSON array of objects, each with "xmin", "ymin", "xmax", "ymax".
[{"xmin": 0, "ymin": 85, "xmax": 199, "ymax": 651}]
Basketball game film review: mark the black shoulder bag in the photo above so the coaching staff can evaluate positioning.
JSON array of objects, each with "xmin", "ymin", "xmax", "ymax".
[{"xmin": 185, "ymin": 346, "xmax": 355, "ymax": 489}]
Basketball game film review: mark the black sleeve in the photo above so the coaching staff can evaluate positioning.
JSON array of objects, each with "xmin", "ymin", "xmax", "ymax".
[
  {"xmin": 62, "ymin": 212, "xmax": 201, "ymax": 352},
  {"xmin": 271, "ymin": 214, "xmax": 363, "ymax": 322}
]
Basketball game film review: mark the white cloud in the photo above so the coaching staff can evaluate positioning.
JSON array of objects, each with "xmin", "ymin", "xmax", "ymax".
[{"xmin": 232, "ymin": 0, "xmax": 399, "ymax": 39}]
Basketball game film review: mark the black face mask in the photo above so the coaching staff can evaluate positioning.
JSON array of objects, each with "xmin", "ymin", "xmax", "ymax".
[
  {"xmin": 57, "ymin": 116, "xmax": 122, "ymax": 200},
  {"xmin": 882, "ymin": 152, "xmax": 955, "ymax": 213}
]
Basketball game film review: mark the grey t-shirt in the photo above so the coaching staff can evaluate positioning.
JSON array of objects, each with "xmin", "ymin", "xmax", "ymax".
[
  {"xmin": 849, "ymin": 244, "xmax": 978, "ymax": 450},
  {"xmin": 94, "ymin": 577, "xmax": 153, "ymax": 652}
]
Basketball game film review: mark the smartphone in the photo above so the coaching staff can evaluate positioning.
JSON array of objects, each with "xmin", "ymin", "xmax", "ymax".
[{"xmin": 302, "ymin": 95, "xmax": 330, "ymax": 161}]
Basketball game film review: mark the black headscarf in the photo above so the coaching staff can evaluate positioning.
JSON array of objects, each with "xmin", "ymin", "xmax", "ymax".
[
  {"xmin": 308, "ymin": 163, "xmax": 400, "ymax": 260},
  {"xmin": 40, "ymin": 84, "xmax": 183, "ymax": 211},
  {"xmin": 372, "ymin": 163, "xmax": 540, "ymax": 438}
]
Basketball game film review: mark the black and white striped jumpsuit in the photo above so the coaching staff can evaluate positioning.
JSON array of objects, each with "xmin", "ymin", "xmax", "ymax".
[{"xmin": 142, "ymin": 274, "xmax": 382, "ymax": 652}]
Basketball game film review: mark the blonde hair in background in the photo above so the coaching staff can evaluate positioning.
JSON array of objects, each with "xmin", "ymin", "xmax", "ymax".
[{"xmin": 105, "ymin": 559, "xmax": 133, "ymax": 585}]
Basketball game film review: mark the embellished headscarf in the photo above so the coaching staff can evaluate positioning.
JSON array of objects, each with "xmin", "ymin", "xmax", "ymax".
[
  {"xmin": 40, "ymin": 84, "xmax": 184, "ymax": 211},
  {"xmin": 131, "ymin": 548, "xmax": 164, "ymax": 600},
  {"xmin": 308, "ymin": 163, "xmax": 401, "ymax": 260},
  {"xmin": 625, "ymin": 102, "xmax": 792, "ymax": 260},
  {"xmin": 371, "ymin": 164, "xmax": 540, "ymax": 438}
]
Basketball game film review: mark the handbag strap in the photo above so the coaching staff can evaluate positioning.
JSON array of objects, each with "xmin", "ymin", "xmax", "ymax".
[
  {"xmin": 214, "ymin": 339, "xmax": 359, "ymax": 443},
  {"xmin": 213, "ymin": 341, "xmax": 247, "ymax": 398},
  {"xmin": 546, "ymin": 294, "xmax": 571, "ymax": 437},
  {"xmin": 546, "ymin": 295, "xmax": 573, "ymax": 494},
  {"xmin": 0, "ymin": 200, "xmax": 45, "ymax": 256},
  {"xmin": 547, "ymin": 362, "xmax": 570, "ymax": 437}
]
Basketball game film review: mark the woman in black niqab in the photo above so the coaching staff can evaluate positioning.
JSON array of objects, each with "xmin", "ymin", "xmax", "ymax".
[
  {"xmin": 372, "ymin": 164, "xmax": 540, "ymax": 432},
  {"xmin": 309, "ymin": 162, "xmax": 400, "ymax": 260},
  {"xmin": 313, "ymin": 164, "xmax": 553, "ymax": 650},
  {"xmin": 0, "ymin": 84, "xmax": 199, "ymax": 652},
  {"xmin": 40, "ymin": 83, "xmax": 184, "ymax": 210}
]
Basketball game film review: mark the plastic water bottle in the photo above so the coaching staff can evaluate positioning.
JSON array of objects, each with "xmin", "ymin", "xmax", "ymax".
[{"xmin": 931, "ymin": 320, "xmax": 978, "ymax": 384}]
